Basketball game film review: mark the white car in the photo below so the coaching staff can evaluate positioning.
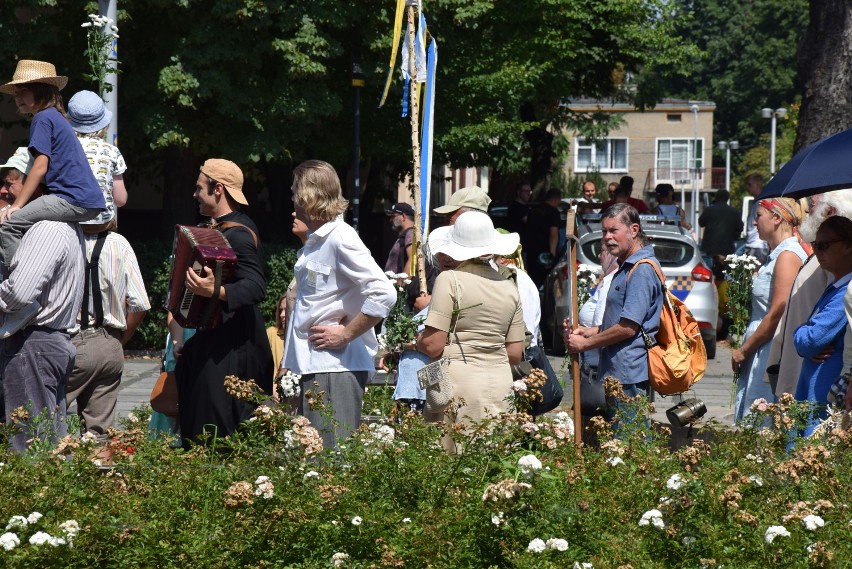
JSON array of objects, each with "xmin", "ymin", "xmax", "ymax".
[{"xmin": 542, "ymin": 213, "xmax": 719, "ymax": 358}]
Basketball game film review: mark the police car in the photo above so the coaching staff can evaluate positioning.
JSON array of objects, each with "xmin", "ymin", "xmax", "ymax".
[{"xmin": 542, "ymin": 213, "xmax": 719, "ymax": 358}]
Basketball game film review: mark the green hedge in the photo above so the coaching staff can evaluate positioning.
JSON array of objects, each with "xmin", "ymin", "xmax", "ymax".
[{"xmin": 125, "ymin": 240, "xmax": 297, "ymax": 352}]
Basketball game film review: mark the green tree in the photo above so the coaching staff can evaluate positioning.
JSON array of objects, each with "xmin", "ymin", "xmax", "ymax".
[{"xmin": 648, "ymin": 0, "xmax": 808, "ymax": 161}]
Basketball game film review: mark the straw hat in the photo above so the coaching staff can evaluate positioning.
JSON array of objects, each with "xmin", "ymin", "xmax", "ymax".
[
  {"xmin": 0, "ymin": 60, "xmax": 68, "ymax": 94},
  {"xmin": 427, "ymin": 211, "xmax": 519, "ymax": 261}
]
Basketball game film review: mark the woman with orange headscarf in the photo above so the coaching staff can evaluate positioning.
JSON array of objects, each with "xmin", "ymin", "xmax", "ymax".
[{"xmin": 733, "ymin": 197, "xmax": 806, "ymax": 421}]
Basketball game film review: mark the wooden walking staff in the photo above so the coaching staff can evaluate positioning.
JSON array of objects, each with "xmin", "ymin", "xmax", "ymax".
[
  {"xmin": 566, "ymin": 207, "xmax": 582, "ymax": 445},
  {"xmin": 406, "ymin": 0, "xmax": 427, "ymax": 294}
]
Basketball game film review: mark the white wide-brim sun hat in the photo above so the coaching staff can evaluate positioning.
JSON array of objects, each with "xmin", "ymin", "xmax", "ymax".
[{"xmin": 427, "ymin": 211, "xmax": 520, "ymax": 261}]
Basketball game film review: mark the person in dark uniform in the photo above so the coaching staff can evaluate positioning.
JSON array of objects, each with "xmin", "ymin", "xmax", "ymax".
[{"xmin": 171, "ymin": 158, "xmax": 273, "ymax": 447}]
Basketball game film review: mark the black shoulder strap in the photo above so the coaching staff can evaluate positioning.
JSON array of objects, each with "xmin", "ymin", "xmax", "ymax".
[{"xmin": 80, "ymin": 231, "xmax": 109, "ymax": 329}]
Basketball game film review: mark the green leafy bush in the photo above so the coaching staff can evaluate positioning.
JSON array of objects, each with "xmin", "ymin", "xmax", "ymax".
[
  {"xmin": 125, "ymin": 240, "xmax": 298, "ymax": 351},
  {"xmin": 0, "ymin": 392, "xmax": 848, "ymax": 567}
]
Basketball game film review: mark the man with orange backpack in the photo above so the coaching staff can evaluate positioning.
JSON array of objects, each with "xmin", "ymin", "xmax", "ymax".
[{"xmin": 565, "ymin": 203, "xmax": 663, "ymax": 418}]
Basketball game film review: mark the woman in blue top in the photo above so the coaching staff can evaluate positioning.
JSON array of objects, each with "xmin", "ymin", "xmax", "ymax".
[
  {"xmin": 0, "ymin": 60, "xmax": 104, "ymax": 268},
  {"xmin": 733, "ymin": 197, "xmax": 806, "ymax": 421},
  {"xmin": 793, "ymin": 216, "xmax": 852, "ymax": 435}
]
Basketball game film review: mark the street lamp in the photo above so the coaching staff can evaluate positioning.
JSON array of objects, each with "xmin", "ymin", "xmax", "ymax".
[
  {"xmin": 691, "ymin": 104, "xmax": 700, "ymax": 231},
  {"xmin": 717, "ymin": 140, "xmax": 739, "ymax": 193},
  {"xmin": 761, "ymin": 107, "xmax": 787, "ymax": 174}
]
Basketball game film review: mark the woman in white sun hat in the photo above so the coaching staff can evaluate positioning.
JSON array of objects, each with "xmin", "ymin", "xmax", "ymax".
[{"xmin": 416, "ymin": 211, "xmax": 525, "ymax": 453}]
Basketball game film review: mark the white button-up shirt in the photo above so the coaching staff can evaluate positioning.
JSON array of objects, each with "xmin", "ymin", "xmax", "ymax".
[{"xmin": 284, "ymin": 218, "xmax": 396, "ymax": 374}]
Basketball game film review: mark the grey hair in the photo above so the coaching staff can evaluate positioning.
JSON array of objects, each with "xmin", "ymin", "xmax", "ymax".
[{"xmin": 601, "ymin": 203, "xmax": 647, "ymax": 245}]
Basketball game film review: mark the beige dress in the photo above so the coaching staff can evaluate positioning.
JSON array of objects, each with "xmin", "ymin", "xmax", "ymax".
[{"xmin": 424, "ymin": 261, "xmax": 525, "ymax": 450}]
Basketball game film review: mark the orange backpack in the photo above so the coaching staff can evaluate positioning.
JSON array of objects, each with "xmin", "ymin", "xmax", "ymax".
[{"xmin": 628, "ymin": 259, "xmax": 707, "ymax": 395}]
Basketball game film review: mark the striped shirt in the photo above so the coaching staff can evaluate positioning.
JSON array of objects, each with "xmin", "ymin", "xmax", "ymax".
[
  {"xmin": 73, "ymin": 232, "xmax": 150, "ymax": 332},
  {"xmin": 0, "ymin": 221, "xmax": 85, "ymax": 330}
]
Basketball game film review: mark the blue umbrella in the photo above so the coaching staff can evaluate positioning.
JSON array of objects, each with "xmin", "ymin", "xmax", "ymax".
[{"xmin": 757, "ymin": 127, "xmax": 852, "ymax": 200}]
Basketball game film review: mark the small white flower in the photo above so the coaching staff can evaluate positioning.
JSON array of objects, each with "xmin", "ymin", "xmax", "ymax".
[
  {"xmin": 304, "ymin": 471, "xmax": 320, "ymax": 480},
  {"xmin": 573, "ymin": 563, "xmax": 594, "ymax": 569},
  {"xmin": 331, "ymin": 552, "xmax": 349, "ymax": 566},
  {"xmin": 402, "ymin": 517, "xmax": 411, "ymax": 523},
  {"xmin": 605, "ymin": 456, "xmax": 624, "ymax": 467},
  {"xmin": 639, "ymin": 509, "xmax": 665, "ymax": 529},
  {"xmin": 512, "ymin": 380, "xmax": 528, "ymax": 393},
  {"xmin": 81, "ymin": 431, "xmax": 98, "ymax": 444},
  {"xmin": 748, "ymin": 475, "xmax": 764, "ymax": 487},
  {"xmin": 744, "ymin": 453, "xmax": 764, "ymax": 463},
  {"xmin": 5, "ymin": 516, "xmax": 27, "ymax": 530},
  {"xmin": 491, "ymin": 512, "xmax": 504, "ymax": 526},
  {"xmin": 527, "ymin": 538, "xmax": 546, "ymax": 553},
  {"xmin": 253, "ymin": 476, "xmax": 274, "ymax": 499},
  {"xmin": 764, "ymin": 525, "xmax": 790, "ymax": 544},
  {"xmin": 0, "ymin": 532, "xmax": 19, "ymax": 551},
  {"xmin": 29, "ymin": 531, "xmax": 54, "ymax": 546},
  {"xmin": 27, "ymin": 512, "xmax": 42, "ymax": 524},
  {"xmin": 351, "ymin": 516, "xmax": 362, "ymax": 526},
  {"xmin": 682, "ymin": 536, "xmax": 696, "ymax": 546},
  {"xmin": 803, "ymin": 514, "xmax": 825, "ymax": 531},
  {"xmin": 666, "ymin": 473, "xmax": 685, "ymax": 491},
  {"xmin": 385, "ymin": 271, "xmax": 396, "ymax": 278},
  {"xmin": 517, "ymin": 454, "xmax": 543, "ymax": 477},
  {"xmin": 127, "ymin": 412, "xmax": 139, "ymax": 423},
  {"xmin": 59, "ymin": 520, "xmax": 80, "ymax": 537},
  {"xmin": 81, "ymin": 22, "xmax": 93, "ymax": 28},
  {"xmin": 546, "ymin": 537, "xmax": 569, "ymax": 551}
]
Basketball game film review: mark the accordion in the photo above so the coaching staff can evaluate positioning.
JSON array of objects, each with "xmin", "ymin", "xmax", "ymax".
[{"xmin": 166, "ymin": 225, "xmax": 238, "ymax": 330}]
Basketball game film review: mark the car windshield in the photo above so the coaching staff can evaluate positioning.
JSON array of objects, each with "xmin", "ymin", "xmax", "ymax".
[{"xmin": 581, "ymin": 237, "xmax": 694, "ymax": 268}]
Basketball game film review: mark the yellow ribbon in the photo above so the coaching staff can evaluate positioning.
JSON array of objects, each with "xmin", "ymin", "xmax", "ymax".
[{"xmin": 378, "ymin": 0, "xmax": 406, "ymax": 108}]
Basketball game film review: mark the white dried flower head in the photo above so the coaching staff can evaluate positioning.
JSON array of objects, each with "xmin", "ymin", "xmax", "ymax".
[
  {"xmin": 638, "ymin": 509, "xmax": 665, "ymax": 529},
  {"xmin": 605, "ymin": 456, "xmax": 624, "ymax": 467},
  {"xmin": 546, "ymin": 537, "xmax": 569, "ymax": 551},
  {"xmin": 59, "ymin": 520, "xmax": 80, "ymax": 537},
  {"xmin": 26, "ymin": 512, "xmax": 42, "ymax": 524},
  {"xmin": 331, "ymin": 552, "xmax": 349, "ymax": 567},
  {"xmin": 803, "ymin": 514, "xmax": 825, "ymax": 531},
  {"xmin": 750, "ymin": 398, "xmax": 770, "ymax": 412},
  {"xmin": 5, "ymin": 516, "xmax": 27, "ymax": 530},
  {"xmin": 764, "ymin": 525, "xmax": 790, "ymax": 544},
  {"xmin": 0, "ymin": 532, "xmax": 19, "ymax": 551},
  {"xmin": 666, "ymin": 473, "xmax": 685, "ymax": 491},
  {"xmin": 512, "ymin": 380, "xmax": 528, "ymax": 393},
  {"xmin": 351, "ymin": 516, "xmax": 362, "ymax": 526},
  {"xmin": 527, "ymin": 538, "xmax": 546, "ymax": 553},
  {"xmin": 517, "ymin": 454, "xmax": 543, "ymax": 477}
]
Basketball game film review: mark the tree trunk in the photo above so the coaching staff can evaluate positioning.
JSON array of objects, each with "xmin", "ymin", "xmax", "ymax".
[
  {"xmin": 161, "ymin": 146, "xmax": 201, "ymax": 239},
  {"xmin": 796, "ymin": 0, "xmax": 852, "ymax": 151}
]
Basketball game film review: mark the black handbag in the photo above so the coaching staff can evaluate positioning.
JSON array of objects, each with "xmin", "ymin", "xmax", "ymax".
[
  {"xmin": 578, "ymin": 361, "xmax": 607, "ymax": 417},
  {"xmin": 526, "ymin": 346, "xmax": 564, "ymax": 416}
]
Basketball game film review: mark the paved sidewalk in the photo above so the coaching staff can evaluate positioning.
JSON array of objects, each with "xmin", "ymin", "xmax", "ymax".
[{"xmin": 115, "ymin": 343, "xmax": 738, "ymax": 428}]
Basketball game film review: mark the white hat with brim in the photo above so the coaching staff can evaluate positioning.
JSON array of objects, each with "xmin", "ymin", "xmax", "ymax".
[
  {"xmin": 427, "ymin": 211, "xmax": 520, "ymax": 261},
  {"xmin": 0, "ymin": 147, "xmax": 34, "ymax": 175},
  {"xmin": 0, "ymin": 60, "xmax": 68, "ymax": 95}
]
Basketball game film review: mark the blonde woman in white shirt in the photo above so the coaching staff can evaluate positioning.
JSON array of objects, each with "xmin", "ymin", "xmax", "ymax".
[{"xmin": 283, "ymin": 160, "xmax": 396, "ymax": 449}]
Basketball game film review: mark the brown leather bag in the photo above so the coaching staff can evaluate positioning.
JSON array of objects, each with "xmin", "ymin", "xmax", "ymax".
[{"xmin": 150, "ymin": 371, "xmax": 179, "ymax": 417}]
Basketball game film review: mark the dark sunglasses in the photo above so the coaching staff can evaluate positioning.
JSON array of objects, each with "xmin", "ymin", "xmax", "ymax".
[{"xmin": 811, "ymin": 239, "xmax": 843, "ymax": 252}]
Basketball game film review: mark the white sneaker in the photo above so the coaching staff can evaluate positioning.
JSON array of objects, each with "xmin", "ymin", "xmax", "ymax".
[{"xmin": 0, "ymin": 301, "xmax": 41, "ymax": 338}]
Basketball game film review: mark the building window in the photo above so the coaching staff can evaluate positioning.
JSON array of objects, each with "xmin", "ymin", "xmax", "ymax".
[
  {"xmin": 574, "ymin": 137, "xmax": 628, "ymax": 173},
  {"xmin": 655, "ymin": 138, "xmax": 704, "ymax": 185},
  {"xmin": 666, "ymin": 113, "xmax": 682, "ymax": 122}
]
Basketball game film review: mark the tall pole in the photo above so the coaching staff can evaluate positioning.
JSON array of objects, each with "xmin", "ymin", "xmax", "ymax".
[
  {"xmin": 690, "ymin": 105, "xmax": 700, "ymax": 231},
  {"xmin": 98, "ymin": 0, "xmax": 118, "ymax": 145},
  {"xmin": 566, "ymin": 208, "xmax": 581, "ymax": 446},
  {"xmin": 718, "ymin": 141, "xmax": 738, "ymax": 193},
  {"xmin": 351, "ymin": 60, "xmax": 363, "ymax": 233},
  {"xmin": 770, "ymin": 113, "xmax": 777, "ymax": 175},
  {"xmin": 406, "ymin": 1, "xmax": 427, "ymax": 294}
]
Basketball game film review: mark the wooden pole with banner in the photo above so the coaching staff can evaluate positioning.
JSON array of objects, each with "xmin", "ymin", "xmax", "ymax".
[
  {"xmin": 406, "ymin": 1, "xmax": 428, "ymax": 294},
  {"xmin": 567, "ymin": 207, "xmax": 582, "ymax": 445}
]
